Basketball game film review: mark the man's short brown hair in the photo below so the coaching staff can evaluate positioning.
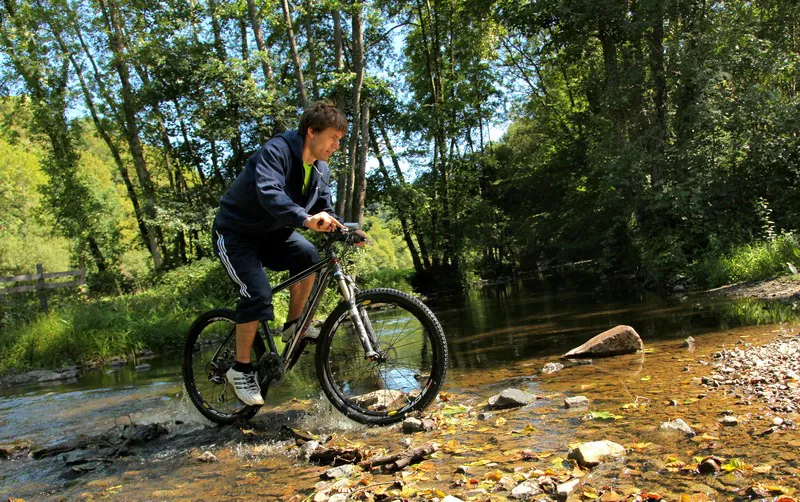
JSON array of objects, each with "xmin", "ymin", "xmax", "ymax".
[{"xmin": 299, "ymin": 101, "xmax": 347, "ymax": 137}]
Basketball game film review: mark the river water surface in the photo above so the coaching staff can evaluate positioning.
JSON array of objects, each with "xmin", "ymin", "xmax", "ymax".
[{"xmin": 1, "ymin": 278, "xmax": 798, "ymax": 500}]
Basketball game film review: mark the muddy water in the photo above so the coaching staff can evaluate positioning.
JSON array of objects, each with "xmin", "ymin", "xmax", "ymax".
[{"xmin": 1, "ymin": 279, "xmax": 799, "ymax": 500}]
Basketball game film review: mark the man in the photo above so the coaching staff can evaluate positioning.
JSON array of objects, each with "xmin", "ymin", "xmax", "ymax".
[{"xmin": 212, "ymin": 101, "xmax": 348, "ymax": 406}]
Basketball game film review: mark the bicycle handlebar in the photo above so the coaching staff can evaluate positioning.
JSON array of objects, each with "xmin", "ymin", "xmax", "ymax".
[{"xmin": 324, "ymin": 223, "xmax": 366, "ymax": 247}]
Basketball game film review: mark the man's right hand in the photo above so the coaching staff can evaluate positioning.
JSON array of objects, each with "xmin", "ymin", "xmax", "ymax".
[{"xmin": 304, "ymin": 212, "xmax": 345, "ymax": 233}]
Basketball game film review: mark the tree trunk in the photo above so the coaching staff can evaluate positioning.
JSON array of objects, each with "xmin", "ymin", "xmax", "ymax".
[
  {"xmin": 281, "ymin": 0, "xmax": 308, "ymax": 108},
  {"xmin": 98, "ymin": 0, "xmax": 163, "ymax": 271},
  {"xmin": 376, "ymin": 118, "xmax": 432, "ymax": 271},
  {"xmin": 47, "ymin": 14, "xmax": 152, "ymax": 254},
  {"xmin": 370, "ymin": 128, "xmax": 423, "ymax": 272},
  {"xmin": 239, "ymin": 16, "xmax": 248, "ymax": 60},
  {"xmin": 304, "ymin": 0, "xmax": 319, "ymax": 100},
  {"xmin": 353, "ymin": 98, "xmax": 370, "ymax": 225},
  {"xmin": 246, "ymin": 0, "xmax": 274, "ymax": 83},
  {"xmin": 174, "ymin": 99, "xmax": 206, "ymax": 185},
  {"xmin": 346, "ymin": 2, "xmax": 365, "ymax": 221},
  {"xmin": 648, "ymin": 0, "xmax": 667, "ymax": 187},
  {"xmin": 87, "ymin": 235, "xmax": 107, "ymax": 272}
]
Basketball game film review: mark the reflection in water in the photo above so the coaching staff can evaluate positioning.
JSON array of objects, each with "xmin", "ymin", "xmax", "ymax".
[{"xmin": 430, "ymin": 277, "xmax": 799, "ymax": 371}]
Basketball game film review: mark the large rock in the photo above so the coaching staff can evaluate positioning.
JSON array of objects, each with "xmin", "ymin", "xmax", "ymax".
[
  {"xmin": 568, "ymin": 440, "xmax": 625, "ymax": 468},
  {"xmin": 562, "ymin": 325, "xmax": 643, "ymax": 358},
  {"xmin": 487, "ymin": 389, "xmax": 539, "ymax": 410}
]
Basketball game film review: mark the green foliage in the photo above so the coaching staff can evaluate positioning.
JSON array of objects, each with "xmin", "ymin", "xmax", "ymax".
[{"xmin": 689, "ymin": 233, "xmax": 800, "ymax": 289}]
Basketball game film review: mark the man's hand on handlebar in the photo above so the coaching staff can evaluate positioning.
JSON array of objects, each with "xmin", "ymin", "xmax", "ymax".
[
  {"xmin": 304, "ymin": 212, "xmax": 345, "ymax": 233},
  {"xmin": 352, "ymin": 229, "xmax": 368, "ymax": 247}
]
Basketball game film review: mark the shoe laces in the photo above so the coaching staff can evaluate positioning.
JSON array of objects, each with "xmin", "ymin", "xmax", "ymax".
[
  {"xmin": 233, "ymin": 371, "xmax": 260, "ymax": 394},
  {"xmin": 243, "ymin": 372, "xmax": 259, "ymax": 393}
]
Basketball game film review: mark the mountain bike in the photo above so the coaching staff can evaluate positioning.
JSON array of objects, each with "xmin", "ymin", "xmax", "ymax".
[{"xmin": 182, "ymin": 225, "xmax": 448, "ymax": 426}]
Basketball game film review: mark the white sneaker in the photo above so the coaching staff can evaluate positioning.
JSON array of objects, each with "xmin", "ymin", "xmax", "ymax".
[
  {"xmin": 225, "ymin": 368, "xmax": 264, "ymax": 406},
  {"xmin": 281, "ymin": 322, "xmax": 320, "ymax": 343}
]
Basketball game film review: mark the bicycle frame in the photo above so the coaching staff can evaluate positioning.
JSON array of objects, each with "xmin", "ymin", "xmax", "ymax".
[{"xmin": 258, "ymin": 241, "xmax": 379, "ymax": 375}]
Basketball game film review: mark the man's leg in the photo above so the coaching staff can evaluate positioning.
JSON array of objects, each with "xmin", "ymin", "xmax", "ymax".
[
  {"xmin": 260, "ymin": 230, "xmax": 321, "ymax": 338},
  {"xmin": 236, "ymin": 320, "xmax": 259, "ymax": 363},
  {"xmin": 288, "ymin": 274, "xmax": 316, "ymax": 321},
  {"xmin": 213, "ymin": 226, "xmax": 271, "ymax": 406}
]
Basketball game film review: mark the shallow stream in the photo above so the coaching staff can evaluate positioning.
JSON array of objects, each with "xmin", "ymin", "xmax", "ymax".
[{"xmin": 1, "ymin": 278, "xmax": 798, "ymax": 500}]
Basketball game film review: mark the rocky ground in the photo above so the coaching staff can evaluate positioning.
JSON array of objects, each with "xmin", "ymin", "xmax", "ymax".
[
  {"xmin": 4, "ymin": 323, "xmax": 800, "ymax": 501},
  {"xmin": 707, "ymin": 274, "xmax": 800, "ymax": 303},
  {"xmin": 700, "ymin": 327, "xmax": 800, "ymax": 414}
]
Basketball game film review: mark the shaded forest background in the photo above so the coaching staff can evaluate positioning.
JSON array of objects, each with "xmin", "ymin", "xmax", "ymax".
[{"xmin": 2, "ymin": 0, "xmax": 799, "ymax": 296}]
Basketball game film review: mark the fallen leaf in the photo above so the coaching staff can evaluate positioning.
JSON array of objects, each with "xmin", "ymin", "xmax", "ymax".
[
  {"xmin": 495, "ymin": 417, "xmax": 507, "ymax": 427},
  {"xmin": 679, "ymin": 494, "xmax": 712, "ymax": 502},
  {"xmin": 582, "ymin": 486, "xmax": 600, "ymax": 499},
  {"xmin": 587, "ymin": 411, "xmax": 623, "ymax": 420},
  {"xmin": 763, "ymin": 484, "xmax": 796, "ymax": 496},
  {"xmin": 722, "ymin": 458, "xmax": 751, "ymax": 472},
  {"xmin": 441, "ymin": 404, "xmax": 471, "ymax": 415}
]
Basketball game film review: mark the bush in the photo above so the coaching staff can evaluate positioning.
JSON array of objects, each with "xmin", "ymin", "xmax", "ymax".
[{"xmin": 688, "ymin": 233, "xmax": 800, "ymax": 288}]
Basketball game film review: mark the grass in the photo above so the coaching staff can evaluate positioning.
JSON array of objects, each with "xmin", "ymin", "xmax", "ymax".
[
  {"xmin": 689, "ymin": 233, "xmax": 800, "ymax": 289},
  {"xmin": 0, "ymin": 258, "xmax": 414, "ymax": 376}
]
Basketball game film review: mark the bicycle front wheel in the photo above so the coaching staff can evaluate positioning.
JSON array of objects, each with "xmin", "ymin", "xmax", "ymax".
[
  {"xmin": 315, "ymin": 288, "xmax": 448, "ymax": 425},
  {"xmin": 182, "ymin": 308, "xmax": 265, "ymax": 425}
]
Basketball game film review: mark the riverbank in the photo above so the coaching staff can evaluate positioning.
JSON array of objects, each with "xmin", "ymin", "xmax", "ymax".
[
  {"xmin": 706, "ymin": 274, "xmax": 800, "ymax": 303},
  {"xmin": 2, "ymin": 319, "xmax": 798, "ymax": 500}
]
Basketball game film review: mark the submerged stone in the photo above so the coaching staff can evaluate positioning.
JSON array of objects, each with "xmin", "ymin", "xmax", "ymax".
[
  {"xmin": 541, "ymin": 362, "xmax": 565, "ymax": 374},
  {"xmin": 487, "ymin": 389, "xmax": 539, "ymax": 410},
  {"xmin": 568, "ymin": 440, "xmax": 625, "ymax": 468},
  {"xmin": 354, "ymin": 389, "xmax": 407, "ymax": 411},
  {"xmin": 564, "ymin": 396, "xmax": 590, "ymax": 408},
  {"xmin": 659, "ymin": 418, "xmax": 696, "ymax": 437}
]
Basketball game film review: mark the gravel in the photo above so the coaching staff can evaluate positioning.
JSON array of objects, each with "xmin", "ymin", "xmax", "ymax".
[{"xmin": 701, "ymin": 331, "xmax": 800, "ymax": 413}]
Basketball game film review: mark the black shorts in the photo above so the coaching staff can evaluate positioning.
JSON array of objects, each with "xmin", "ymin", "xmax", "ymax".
[{"xmin": 212, "ymin": 224, "xmax": 320, "ymax": 324}]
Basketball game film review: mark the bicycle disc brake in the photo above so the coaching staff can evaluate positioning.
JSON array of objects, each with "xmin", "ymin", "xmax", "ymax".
[{"xmin": 257, "ymin": 353, "xmax": 285, "ymax": 389}]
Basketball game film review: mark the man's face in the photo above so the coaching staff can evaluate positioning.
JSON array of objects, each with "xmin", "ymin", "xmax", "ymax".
[{"xmin": 306, "ymin": 127, "xmax": 344, "ymax": 162}]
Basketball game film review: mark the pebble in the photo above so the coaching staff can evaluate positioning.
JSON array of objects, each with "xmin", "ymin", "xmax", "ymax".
[
  {"xmin": 510, "ymin": 479, "xmax": 542, "ymax": 499},
  {"xmin": 659, "ymin": 418, "xmax": 696, "ymax": 437},
  {"xmin": 322, "ymin": 464, "xmax": 356, "ymax": 480},
  {"xmin": 564, "ymin": 396, "xmax": 590, "ymax": 408},
  {"xmin": 465, "ymin": 488, "xmax": 488, "ymax": 497},
  {"xmin": 541, "ymin": 362, "xmax": 564, "ymax": 374},
  {"xmin": 196, "ymin": 451, "xmax": 217, "ymax": 463},
  {"xmin": 557, "ymin": 478, "xmax": 581, "ymax": 499},
  {"xmin": 719, "ymin": 416, "xmax": 739, "ymax": 426}
]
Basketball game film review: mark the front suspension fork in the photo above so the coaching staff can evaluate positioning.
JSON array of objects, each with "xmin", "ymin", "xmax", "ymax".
[{"xmin": 334, "ymin": 268, "xmax": 379, "ymax": 360}]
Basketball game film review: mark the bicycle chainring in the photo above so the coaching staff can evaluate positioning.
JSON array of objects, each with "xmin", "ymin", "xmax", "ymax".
[{"xmin": 257, "ymin": 353, "xmax": 285, "ymax": 389}]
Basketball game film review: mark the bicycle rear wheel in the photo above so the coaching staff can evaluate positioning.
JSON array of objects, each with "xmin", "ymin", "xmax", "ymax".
[
  {"xmin": 182, "ymin": 308, "xmax": 266, "ymax": 425},
  {"xmin": 315, "ymin": 288, "xmax": 448, "ymax": 425}
]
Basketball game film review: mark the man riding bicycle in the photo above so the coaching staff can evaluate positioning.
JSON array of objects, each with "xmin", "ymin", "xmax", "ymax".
[{"xmin": 212, "ymin": 101, "xmax": 357, "ymax": 406}]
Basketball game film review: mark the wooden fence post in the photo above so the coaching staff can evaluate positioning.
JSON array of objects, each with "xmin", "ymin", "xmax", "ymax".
[{"xmin": 36, "ymin": 263, "xmax": 48, "ymax": 312}]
